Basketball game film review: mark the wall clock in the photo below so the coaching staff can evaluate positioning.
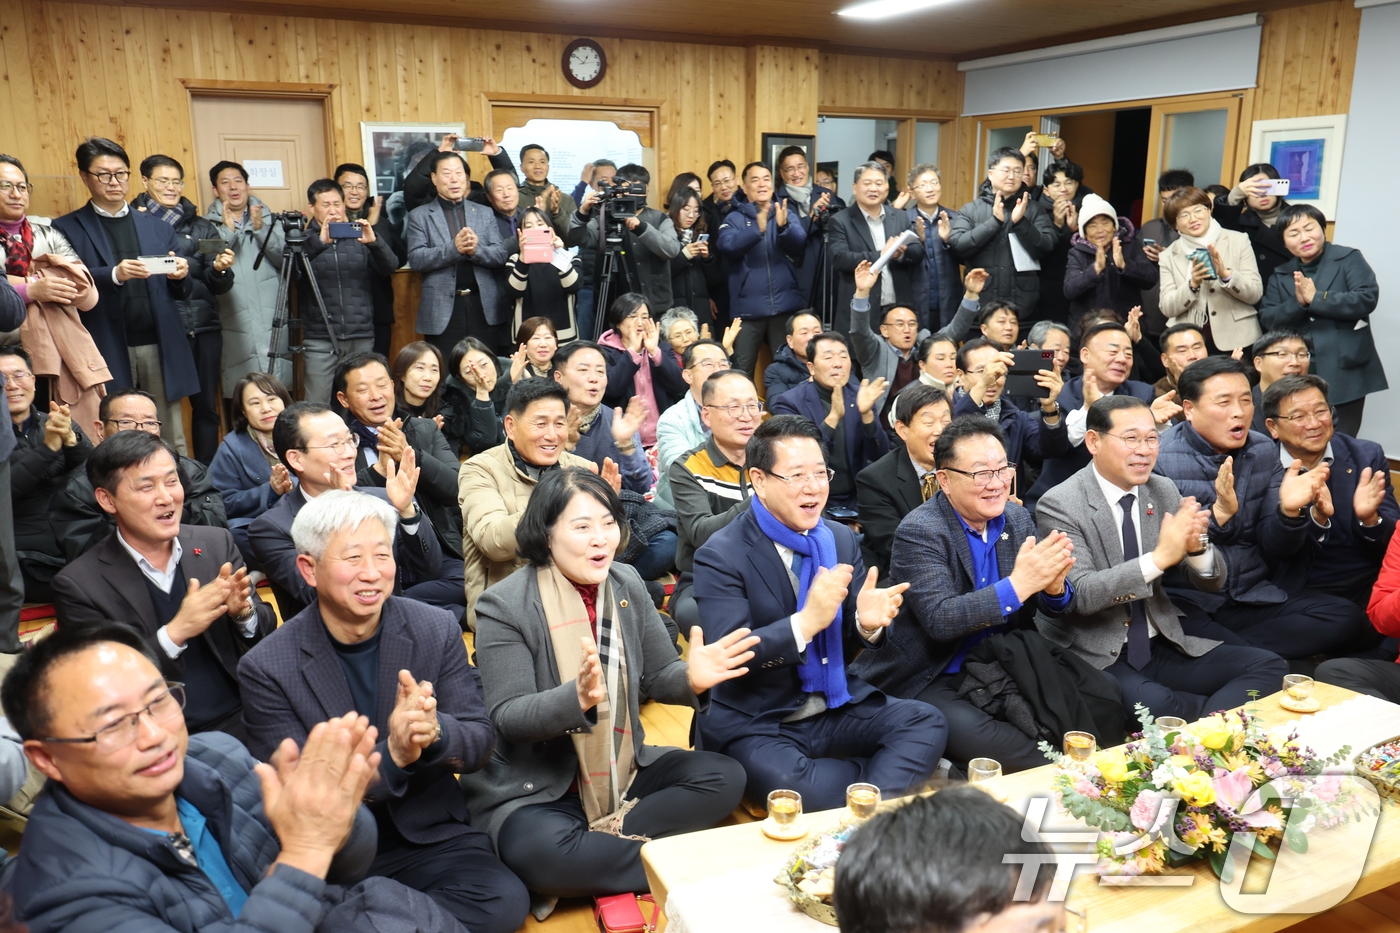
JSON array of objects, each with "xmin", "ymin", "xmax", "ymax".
[{"xmin": 562, "ymin": 38, "xmax": 607, "ymax": 89}]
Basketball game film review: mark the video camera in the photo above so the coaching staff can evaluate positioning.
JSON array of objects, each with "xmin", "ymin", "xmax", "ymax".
[{"xmin": 596, "ymin": 177, "xmax": 647, "ymax": 217}]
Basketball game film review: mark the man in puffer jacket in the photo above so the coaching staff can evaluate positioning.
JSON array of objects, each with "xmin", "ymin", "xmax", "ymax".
[
  {"xmin": 299, "ymin": 179, "xmax": 399, "ymax": 406},
  {"xmin": 135, "ymin": 154, "xmax": 234, "ymax": 465},
  {"xmin": 949, "ymin": 147, "xmax": 1057, "ymax": 321}
]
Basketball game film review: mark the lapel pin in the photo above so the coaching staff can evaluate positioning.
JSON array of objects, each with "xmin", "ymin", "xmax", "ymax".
[
  {"xmin": 192, "ymin": 548, "xmax": 201, "ymax": 556},
  {"xmin": 1146, "ymin": 503, "xmax": 1153, "ymax": 516},
  {"xmin": 1000, "ymin": 532, "xmax": 1009, "ymax": 541}
]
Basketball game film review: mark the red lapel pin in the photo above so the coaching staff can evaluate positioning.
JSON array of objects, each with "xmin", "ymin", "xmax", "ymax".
[{"xmin": 192, "ymin": 548, "xmax": 202, "ymax": 556}]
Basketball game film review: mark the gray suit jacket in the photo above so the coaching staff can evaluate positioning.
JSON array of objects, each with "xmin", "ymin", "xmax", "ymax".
[
  {"xmin": 461, "ymin": 561, "xmax": 706, "ymax": 844},
  {"xmin": 406, "ymin": 197, "xmax": 509, "ymax": 332},
  {"xmin": 1034, "ymin": 466, "xmax": 1226, "ymax": 669}
]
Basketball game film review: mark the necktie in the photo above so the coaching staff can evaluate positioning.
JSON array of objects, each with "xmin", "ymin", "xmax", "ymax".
[
  {"xmin": 1118, "ymin": 493, "xmax": 1152, "ymax": 670},
  {"xmin": 921, "ymin": 472, "xmax": 938, "ymax": 502}
]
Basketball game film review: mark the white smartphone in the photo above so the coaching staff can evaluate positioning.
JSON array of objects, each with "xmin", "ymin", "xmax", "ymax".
[
  {"xmin": 696, "ymin": 234, "xmax": 710, "ymax": 243},
  {"xmin": 1264, "ymin": 178, "xmax": 1291, "ymax": 196},
  {"xmin": 138, "ymin": 255, "xmax": 180, "ymax": 275}
]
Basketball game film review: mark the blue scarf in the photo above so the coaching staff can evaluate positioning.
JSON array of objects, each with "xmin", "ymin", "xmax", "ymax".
[{"xmin": 750, "ymin": 496, "xmax": 851, "ymax": 708}]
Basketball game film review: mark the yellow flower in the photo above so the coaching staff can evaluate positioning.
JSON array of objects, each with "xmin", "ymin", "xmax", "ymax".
[
  {"xmin": 1175, "ymin": 771, "xmax": 1217, "ymax": 807},
  {"xmin": 1095, "ymin": 749, "xmax": 1131, "ymax": 783},
  {"xmin": 1168, "ymin": 754, "xmax": 1196, "ymax": 769},
  {"xmin": 1194, "ymin": 716, "xmax": 1232, "ymax": 750}
]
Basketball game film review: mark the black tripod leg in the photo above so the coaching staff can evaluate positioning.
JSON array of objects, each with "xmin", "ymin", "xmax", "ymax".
[
  {"xmin": 297, "ymin": 251, "xmax": 341, "ymax": 358},
  {"xmin": 266, "ymin": 247, "xmax": 296, "ymax": 377}
]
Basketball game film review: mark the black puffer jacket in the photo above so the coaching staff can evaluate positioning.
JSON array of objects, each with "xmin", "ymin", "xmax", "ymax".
[
  {"xmin": 11, "ymin": 408, "xmax": 93, "ymax": 574},
  {"xmin": 133, "ymin": 193, "xmax": 234, "ymax": 336},
  {"xmin": 948, "ymin": 180, "xmax": 1058, "ymax": 317},
  {"xmin": 345, "ymin": 203, "xmax": 407, "ymax": 328},
  {"xmin": 299, "ymin": 221, "xmax": 400, "ymax": 341}
]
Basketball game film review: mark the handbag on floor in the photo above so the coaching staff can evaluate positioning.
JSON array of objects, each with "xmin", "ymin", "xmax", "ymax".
[{"xmin": 594, "ymin": 893, "xmax": 658, "ymax": 933}]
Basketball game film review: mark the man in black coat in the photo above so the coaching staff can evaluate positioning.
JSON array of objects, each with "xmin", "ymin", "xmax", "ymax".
[
  {"xmin": 1213, "ymin": 163, "xmax": 1292, "ymax": 297},
  {"xmin": 50, "ymin": 388, "xmax": 228, "ymax": 562},
  {"xmin": 134, "ymin": 154, "xmax": 235, "ymax": 465},
  {"xmin": 826, "ymin": 162, "xmax": 926, "ymax": 335},
  {"xmin": 336, "ymin": 162, "xmax": 408, "ymax": 357},
  {"xmin": 0, "ymin": 280, "xmax": 35, "ymax": 650},
  {"xmin": 239, "ymin": 490, "xmax": 529, "ymax": 933},
  {"xmin": 763, "ymin": 311, "xmax": 824, "ymax": 403},
  {"xmin": 51, "ymin": 431, "xmax": 275, "ymax": 742},
  {"xmin": 775, "ymin": 146, "xmax": 845, "ymax": 311},
  {"xmin": 52, "ymin": 137, "xmax": 198, "ymax": 456},
  {"xmin": 400, "ymin": 132, "xmax": 517, "ymax": 215}
]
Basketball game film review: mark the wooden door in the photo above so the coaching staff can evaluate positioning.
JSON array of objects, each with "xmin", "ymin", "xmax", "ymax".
[
  {"xmin": 1141, "ymin": 94, "xmax": 1245, "ymax": 222},
  {"xmin": 190, "ymin": 96, "xmax": 330, "ymax": 213}
]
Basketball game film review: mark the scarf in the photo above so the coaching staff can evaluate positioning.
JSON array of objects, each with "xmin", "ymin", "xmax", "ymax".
[
  {"xmin": 537, "ymin": 563, "xmax": 641, "ymax": 831},
  {"xmin": 247, "ymin": 427, "xmax": 279, "ymax": 467},
  {"xmin": 1176, "ymin": 217, "xmax": 1224, "ymax": 252},
  {"xmin": 509, "ymin": 438, "xmax": 559, "ymax": 481},
  {"xmin": 576, "ymin": 404, "xmax": 603, "ymax": 436},
  {"xmin": 1, "ymin": 217, "xmax": 34, "ymax": 277},
  {"xmin": 786, "ymin": 183, "xmax": 814, "ymax": 216},
  {"xmin": 918, "ymin": 371, "xmax": 948, "ymax": 393},
  {"xmin": 1255, "ymin": 200, "xmax": 1284, "ymax": 229},
  {"xmin": 750, "ymin": 496, "xmax": 851, "ymax": 708},
  {"xmin": 348, "ymin": 418, "xmax": 379, "ymax": 456}
]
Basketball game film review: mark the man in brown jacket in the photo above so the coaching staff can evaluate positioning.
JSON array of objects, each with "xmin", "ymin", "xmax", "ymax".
[{"xmin": 457, "ymin": 377, "xmax": 618, "ymax": 629}]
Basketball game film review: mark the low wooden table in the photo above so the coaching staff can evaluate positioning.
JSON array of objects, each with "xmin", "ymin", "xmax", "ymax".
[{"xmin": 642, "ymin": 684, "xmax": 1400, "ymax": 933}]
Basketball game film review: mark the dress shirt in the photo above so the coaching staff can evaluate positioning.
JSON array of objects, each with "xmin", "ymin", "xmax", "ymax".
[
  {"xmin": 859, "ymin": 206, "xmax": 896, "ymax": 307},
  {"xmin": 773, "ymin": 538, "xmax": 883, "ymax": 650},
  {"xmin": 116, "ymin": 531, "xmax": 257, "ymax": 658}
]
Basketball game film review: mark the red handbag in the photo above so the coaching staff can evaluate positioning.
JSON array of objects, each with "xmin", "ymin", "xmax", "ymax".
[{"xmin": 593, "ymin": 893, "xmax": 658, "ymax": 933}]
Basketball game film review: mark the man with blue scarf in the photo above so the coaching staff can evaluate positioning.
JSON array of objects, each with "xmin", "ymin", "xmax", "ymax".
[{"xmin": 693, "ymin": 415, "xmax": 948, "ymax": 811}]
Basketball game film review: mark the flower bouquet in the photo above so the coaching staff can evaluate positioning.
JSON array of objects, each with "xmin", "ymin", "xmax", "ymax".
[{"xmin": 1038, "ymin": 704, "xmax": 1375, "ymax": 880}]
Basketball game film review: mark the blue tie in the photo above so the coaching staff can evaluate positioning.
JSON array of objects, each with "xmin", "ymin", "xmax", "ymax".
[{"xmin": 1118, "ymin": 493, "xmax": 1152, "ymax": 670}]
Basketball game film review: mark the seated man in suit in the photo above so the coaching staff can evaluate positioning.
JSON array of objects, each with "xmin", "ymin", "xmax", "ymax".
[
  {"xmin": 668, "ymin": 369, "xmax": 760, "ymax": 631},
  {"xmin": 654, "ymin": 339, "xmax": 729, "ymax": 508},
  {"xmin": 51, "ymin": 387, "xmax": 227, "ymax": 561},
  {"xmin": 5, "ymin": 625, "xmax": 466, "ymax": 933},
  {"xmin": 693, "ymin": 414, "xmax": 947, "ymax": 810},
  {"xmin": 764, "ymin": 311, "xmax": 824, "ymax": 403},
  {"xmin": 1250, "ymin": 328, "xmax": 1313, "ymax": 434},
  {"xmin": 248, "ymin": 402, "xmax": 447, "ymax": 622},
  {"xmin": 240, "ymin": 491, "xmax": 528, "ymax": 933},
  {"xmin": 1037, "ymin": 395, "xmax": 1287, "ymax": 718},
  {"xmin": 770, "ymin": 333, "xmax": 889, "ymax": 513},
  {"xmin": 1154, "ymin": 356, "xmax": 1369, "ymax": 659},
  {"xmin": 1025, "ymin": 322, "xmax": 1181, "ymax": 511},
  {"xmin": 337, "ymin": 351, "xmax": 463, "ymax": 559},
  {"xmin": 1262, "ymin": 374, "xmax": 1398, "ymax": 608},
  {"xmin": 854, "ymin": 416, "xmax": 1076, "ymax": 771},
  {"xmin": 855, "ymin": 384, "xmax": 951, "ymax": 581},
  {"xmin": 51, "ymin": 431, "xmax": 275, "ymax": 741}
]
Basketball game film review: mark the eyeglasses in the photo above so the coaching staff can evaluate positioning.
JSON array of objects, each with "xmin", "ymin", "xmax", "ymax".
[
  {"xmin": 84, "ymin": 170, "xmax": 131, "ymax": 184},
  {"xmin": 991, "ymin": 165, "xmax": 1021, "ymax": 176},
  {"xmin": 1, "ymin": 370, "xmax": 34, "ymax": 383},
  {"xmin": 883, "ymin": 319, "xmax": 919, "ymax": 331},
  {"xmin": 763, "ymin": 468, "xmax": 835, "ymax": 488},
  {"xmin": 341, "ymin": 183, "xmax": 369, "ymax": 193},
  {"xmin": 1103, "ymin": 432, "xmax": 1160, "ymax": 451},
  {"xmin": 0, "ymin": 182, "xmax": 32, "ymax": 194},
  {"xmin": 1259, "ymin": 349, "xmax": 1311, "ymax": 362},
  {"xmin": 913, "ymin": 180, "xmax": 941, "ymax": 190},
  {"xmin": 940, "ymin": 464, "xmax": 1017, "ymax": 487},
  {"xmin": 1273, "ymin": 406, "xmax": 1335, "ymax": 426},
  {"xmin": 706, "ymin": 401, "xmax": 764, "ymax": 418},
  {"xmin": 690, "ymin": 359, "xmax": 730, "ymax": 373},
  {"xmin": 300, "ymin": 436, "xmax": 360, "ymax": 454},
  {"xmin": 107, "ymin": 418, "xmax": 163, "ymax": 431},
  {"xmin": 147, "ymin": 178, "xmax": 184, "ymax": 189},
  {"xmin": 38, "ymin": 683, "xmax": 186, "ymax": 753}
]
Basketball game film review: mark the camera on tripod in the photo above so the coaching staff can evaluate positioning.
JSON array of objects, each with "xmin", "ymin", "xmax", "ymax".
[
  {"xmin": 265, "ymin": 210, "xmax": 308, "ymax": 235},
  {"xmin": 596, "ymin": 178, "xmax": 647, "ymax": 217}
]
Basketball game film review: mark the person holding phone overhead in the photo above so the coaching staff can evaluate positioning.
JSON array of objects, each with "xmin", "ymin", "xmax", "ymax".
[
  {"xmin": 504, "ymin": 207, "xmax": 581, "ymax": 343},
  {"xmin": 1212, "ymin": 163, "xmax": 1294, "ymax": 289},
  {"xmin": 1156, "ymin": 187, "xmax": 1262, "ymax": 354},
  {"xmin": 668, "ymin": 186, "xmax": 723, "ymax": 331}
]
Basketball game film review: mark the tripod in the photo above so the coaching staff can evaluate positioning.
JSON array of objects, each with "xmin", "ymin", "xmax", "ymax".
[
  {"xmin": 591, "ymin": 203, "xmax": 643, "ymax": 340},
  {"xmin": 254, "ymin": 217, "xmax": 340, "ymax": 398}
]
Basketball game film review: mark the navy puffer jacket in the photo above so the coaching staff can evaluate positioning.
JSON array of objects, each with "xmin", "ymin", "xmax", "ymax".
[{"xmin": 716, "ymin": 201, "xmax": 808, "ymax": 319}]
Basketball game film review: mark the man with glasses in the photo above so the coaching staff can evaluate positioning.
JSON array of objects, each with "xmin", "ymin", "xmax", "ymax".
[
  {"xmin": 53, "ymin": 137, "xmax": 197, "ymax": 456},
  {"xmin": 1262, "ymin": 374, "xmax": 1398, "ymax": 607},
  {"xmin": 52, "ymin": 430, "xmax": 274, "ymax": 742},
  {"xmin": 1250, "ymin": 328, "xmax": 1312, "ymax": 433},
  {"xmin": 901, "ymin": 164, "xmax": 964, "ymax": 331},
  {"xmin": 774, "ymin": 145, "xmax": 843, "ymax": 309},
  {"xmin": 334, "ymin": 163, "xmax": 407, "ymax": 357},
  {"xmin": 1155, "ymin": 356, "xmax": 1370, "ymax": 660},
  {"xmin": 654, "ymin": 339, "xmax": 730, "ymax": 508},
  {"xmin": 249, "ymin": 402, "xmax": 445, "ymax": 622},
  {"xmin": 5, "ymin": 624, "xmax": 466, "ymax": 933},
  {"xmin": 134, "ymin": 154, "xmax": 235, "ymax": 465},
  {"xmin": 827, "ymin": 162, "xmax": 925, "ymax": 336},
  {"xmin": 771, "ymin": 333, "xmax": 889, "ymax": 514},
  {"xmin": 855, "ymin": 415, "xmax": 1083, "ymax": 772},
  {"xmin": 1037, "ymin": 395, "xmax": 1286, "ymax": 719},
  {"xmin": 51, "ymin": 388, "xmax": 227, "ymax": 562},
  {"xmin": 693, "ymin": 414, "xmax": 946, "ymax": 810}
]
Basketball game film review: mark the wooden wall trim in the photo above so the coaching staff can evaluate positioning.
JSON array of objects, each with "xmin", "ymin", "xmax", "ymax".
[
  {"xmin": 181, "ymin": 78, "xmax": 335, "ymax": 96},
  {"xmin": 820, "ymin": 106, "xmax": 959, "ymax": 120}
]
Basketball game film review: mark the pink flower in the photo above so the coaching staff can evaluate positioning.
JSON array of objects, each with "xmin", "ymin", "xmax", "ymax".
[
  {"xmin": 1312, "ymin": 775, "xmax": 1342, "ymax": 802},
  {"xmin": 1070, "ymin": 775, "xmax": 1102, "ymax": 799},
  {"xmin": 1130, "ymin": 789, "xmax": 1164, "ymax": 832},
  {"xmin": 1213, "ymin": 767, "xmax": 1282, "ymax": 830}
]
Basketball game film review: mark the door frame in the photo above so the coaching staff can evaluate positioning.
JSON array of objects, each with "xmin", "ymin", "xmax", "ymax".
[
  {"xmin": 182, "ymin": 79, "xmax": 339, "ymax": 193},
  {"xmin": 819, "ymin": 106, "xmax": 959, "ymax": 197}
]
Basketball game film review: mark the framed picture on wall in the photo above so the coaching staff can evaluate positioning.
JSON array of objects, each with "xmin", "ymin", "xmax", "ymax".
[
  {"xmin": 360, "ymin": 121, "xmax": 465, "ymax": 235},
  {"xmin": 1249, "ymin": 114, "xmax": 1348, "ymax": 220},
  {"xmin": 761, "ymin": 133, "xmax": 817, "ymax": 175}
]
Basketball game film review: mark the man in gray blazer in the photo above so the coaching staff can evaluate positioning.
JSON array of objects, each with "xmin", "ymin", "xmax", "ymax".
[
  {"xmin": 1035, "ymin": 396, "xmax": 1287, "ymax": 719},
  {"xmin": 406, "ymin": 150, "xmax": 510, "ymax": 357}
]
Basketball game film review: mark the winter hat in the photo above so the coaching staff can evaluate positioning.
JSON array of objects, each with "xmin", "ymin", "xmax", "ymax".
[{"xmin": 1077, "ymin": 193, "xmax": 1118, "ymax": 237}]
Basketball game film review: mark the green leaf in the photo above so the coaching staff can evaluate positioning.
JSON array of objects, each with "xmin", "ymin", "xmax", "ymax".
[
  {"xmin": 1209, "ymin": 847, "xmax": 1235, "ymax": 882},
  {"xmin": 1257, "ymin": 784, "xmax": 1280, "ymax": 808},
  {"xmin": 1285, "ymin": 826, "xmax": 1308, "ymax": 854},
  {"xmin": 1249, "ymin": 836, "xmax": 1276, "ymax": 860}
]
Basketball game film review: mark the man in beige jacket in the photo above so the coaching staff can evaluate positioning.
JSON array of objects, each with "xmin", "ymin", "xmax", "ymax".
[{"xmin": 458, "ymin": 377, "xmax": 620, "ymax": 629}]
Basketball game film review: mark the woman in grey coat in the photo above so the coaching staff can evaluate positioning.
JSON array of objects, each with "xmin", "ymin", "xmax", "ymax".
[{"xmin": 463, "ymin": 467, "xmax": 750, "ymax": 903}]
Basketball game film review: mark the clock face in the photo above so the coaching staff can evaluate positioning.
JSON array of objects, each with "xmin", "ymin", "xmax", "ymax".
[{"xmin": 569, "ymin": 46, "xmax": 602, "ymax": 82}]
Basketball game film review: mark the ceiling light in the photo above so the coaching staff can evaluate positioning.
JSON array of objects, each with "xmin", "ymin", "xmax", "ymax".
[{"xmin": 836, "ymin": 0, "xmax": 958, "ymax": 21}]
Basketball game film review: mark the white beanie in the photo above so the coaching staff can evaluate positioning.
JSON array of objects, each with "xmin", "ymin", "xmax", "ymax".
[{"xmin": 1077, "ymin": 193, "xmax": 1117, "ymax": 237}]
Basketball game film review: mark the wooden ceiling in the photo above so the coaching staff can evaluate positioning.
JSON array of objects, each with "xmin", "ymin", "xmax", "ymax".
[{"xmin": 125, "ymin": 0, "xmax": 1321, "ymax": 59}]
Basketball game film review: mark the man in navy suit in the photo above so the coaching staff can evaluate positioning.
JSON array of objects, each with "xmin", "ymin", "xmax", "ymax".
[
  {"xmin": 1262, "ymin": 374, "xmax": 1399, "ymax": 609},
  {"xmin": 52, "ymin": 137, "xmax": 198, "ymax": 456},
  {"xmin": 770, "ymin": 333, "xmax": 889, "ymax": 513},
  {"xmin": 239, "ymin": 490, "xmax": 528, "ymax": 933},
  {"xmin": 693, "ymin": 415, "xmax": 946, "ymax": 811}
]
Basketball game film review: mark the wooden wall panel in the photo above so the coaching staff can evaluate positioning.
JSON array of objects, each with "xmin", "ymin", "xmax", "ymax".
[
  {"xmin": 1251, "ymin": 0, "xmax": 1360, "ymax": 123},
  {"xmin": 818, "ymin": 53, "xmax": 960, "ymax": 116}
]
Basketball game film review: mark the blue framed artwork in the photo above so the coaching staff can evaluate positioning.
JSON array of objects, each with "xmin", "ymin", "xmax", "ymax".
[{"xmin": 1270, "ymin": 138, "xmax": 1325, "ymax": 200}]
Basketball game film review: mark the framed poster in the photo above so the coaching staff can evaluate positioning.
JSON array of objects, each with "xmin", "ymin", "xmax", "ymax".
[
  {"xmin": 761, "ymin": 133, "xmax": 817, "ymax": 175},
  {"xmin": 1249, "ymin": 114, "xmax": 1348, "ymax": 219},
  {"xmin": 360, "ymin": 121, "xmax": 465, "ymax": 240}
]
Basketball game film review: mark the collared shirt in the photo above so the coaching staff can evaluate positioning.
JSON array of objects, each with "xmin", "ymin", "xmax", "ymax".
[
  {"xmin": 909, "ymin": 453, "xmax": 935, "ymax": 482},
  {"xmin": 140, "ymin": 796, "xmax": 248, "ymax": 917},
  {"xmin": 859, "ymin": 205, "xmax": 897, "ymax": 307},
  {"xmin": 773, "ymin": 538, "xmax": 884, "ymax": 651},
  {"xmin": 1280, "ymin": 441, "xmax": 1335, "ymax": 530},
  {"xmin": 118, "ymin": 531, "xmax": 259, "ymax": 658},
  {"xmin": 92, "ymin": 199, "xmax": 135, "ymax": 285}
]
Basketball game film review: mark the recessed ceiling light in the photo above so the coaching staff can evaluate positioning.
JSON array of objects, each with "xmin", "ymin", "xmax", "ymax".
[{"xmin": 836, "ymin": 0, "xmax": 958, "ymax": 21}]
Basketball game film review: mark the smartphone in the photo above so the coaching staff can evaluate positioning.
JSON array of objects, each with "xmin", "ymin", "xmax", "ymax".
[
  {"xmin": 696, "ymin": 233, "xmax": 710, "ymax": 244},
  {"xmin": 1032, "ymin": 133, "xmax": 1059, "ymax": 147},
  {"xmin": 825, "ymin": 506, "xmax": 860, "ymax": 523},
  {"xmin": 1264, "ymin": 178, "xmax": 1291, "ymax": 196},
  {"xmin": 453, "ymin": 137, "xmax": 486, "ymax": 152},
  {"xmin": 1005, "ymin": 349, "xmax": 1056, "ymax": 399},
  {"xmin": 138, "ymin": 255, "xmax": 179, "ymax": 275},
  {"xmin": 196, "ymin": 238, "xmax": 226, "ymax": 255},
  {"xmin": 327, "ymin": 222, "xmax": 362, "ymax": 239},
  {"xmin": 520, "ymin": 228, "xmax": 554, "ymax": 263},
  {"xmin": 1188, "ymin": 248, "xmax": 1218, "ymax": 279},
  {"xmin": 1141, "ymin": 238, "xmax": 1157, "ymax": 248}
]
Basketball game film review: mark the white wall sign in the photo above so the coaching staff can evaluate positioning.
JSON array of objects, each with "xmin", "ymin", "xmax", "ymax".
[{"xmin": 243, "ymin": 160, "xmax": 285, "ymax": 188}]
